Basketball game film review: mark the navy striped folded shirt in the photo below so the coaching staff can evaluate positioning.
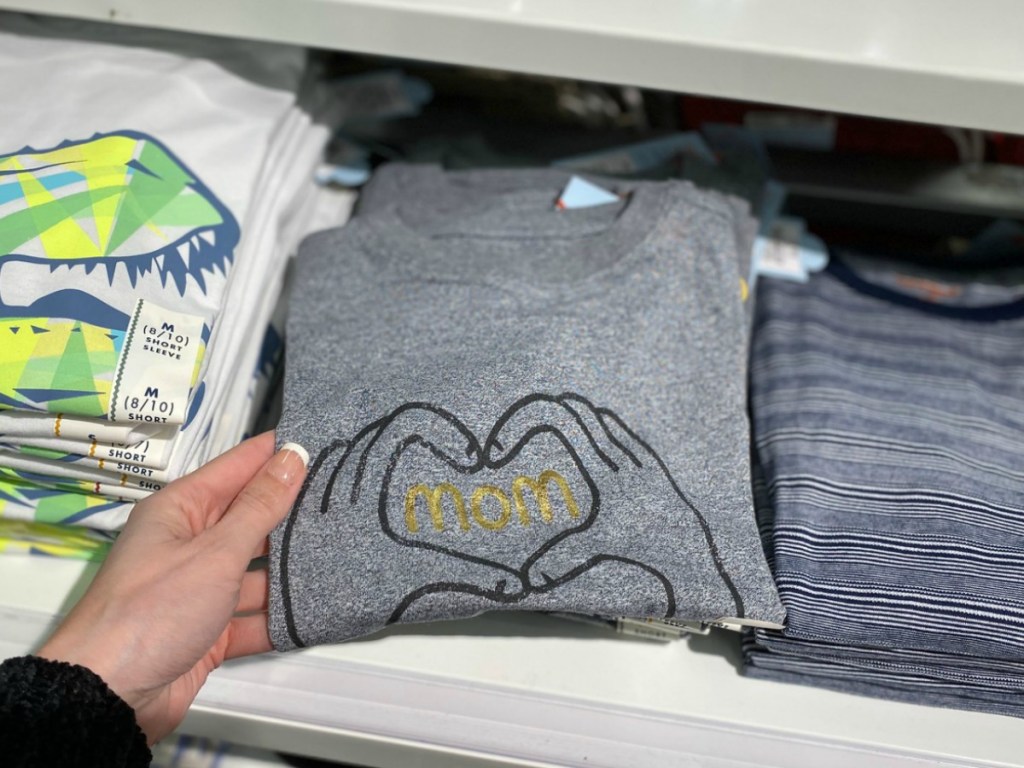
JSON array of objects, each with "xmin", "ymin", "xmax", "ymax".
[
  {"xmin": 743, "ymin": 635, "xmax": 1024, "ymax": 718},
  {"xmin": 749, "ymin": 254, "xmax": 1024, "ymax": 667}
]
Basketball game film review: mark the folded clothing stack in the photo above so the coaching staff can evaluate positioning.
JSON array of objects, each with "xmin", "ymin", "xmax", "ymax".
[
  {"xmin": 744, "ymin": 252, "xmax": 1024, "ymax": 717},
  {"xmin": 0, "ymin": 14, "xmax": 334, "ymax": 546},
  {"xmin": 268, "ymin": 164, "xmax": 785, "ymax": 647}
]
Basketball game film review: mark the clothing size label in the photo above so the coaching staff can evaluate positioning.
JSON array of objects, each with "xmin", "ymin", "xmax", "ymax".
[
  {"xmin": 49, "ymin": 414, "xmax": 167, "ymax": 445},
  {"xmin": 109, "ymin": 299, "xmax": 204, "ymax": 425}
]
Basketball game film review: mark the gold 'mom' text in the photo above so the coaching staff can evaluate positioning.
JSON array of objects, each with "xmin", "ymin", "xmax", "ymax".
[{"xmin": 404, "ymin": 469, "xmax": 581, "ymax": 533}]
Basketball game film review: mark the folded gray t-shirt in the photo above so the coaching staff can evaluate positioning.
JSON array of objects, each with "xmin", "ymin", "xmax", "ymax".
[
  {"xmin": 358, "ymin": 163, "xmax": 756, "ymax": 300},
  {"xmin": 270, "ymin": 177, "xmax": 784, "ymax": 648}
]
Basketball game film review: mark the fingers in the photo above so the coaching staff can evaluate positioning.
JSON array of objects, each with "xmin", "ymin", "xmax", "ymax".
[
  {"xmin": 250, "ymin": 537, "xmax": 269, "ymax": 561},
  {"xmin": 558, "ymin": 394, "xmax": 642, "ymax": 468},
  {"xmin": 211, "ymin": 442, "xmax": 309, "ymax": 564},
  {"xmin": 237, "ymin": 567, "xmax": 268, "ymax": 613},
  {"xmin": 348, "ymin": 403, "xmax": 480, "ymax": 503},
  {"xmin": 522, "ymin": 535, "xmax": 584, "ymax": 589},
  {"xmin": 485, "ymin": 394, "xmax": 624, "ymax": 471},
  {"xmin": 162, "ymin": 432, "xmax": 277, "ymax": 527},
  {"xmin": 222, "ymin": 613, "xmax": 273, "ymax": 660}
]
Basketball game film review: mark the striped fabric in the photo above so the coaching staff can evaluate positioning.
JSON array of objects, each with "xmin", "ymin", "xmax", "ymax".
[
  {"xmin": 743, "ymin": 636, "xmax": 1024, "ymax": 718},
  {"xmin": 753, "ymin": 630, "xmax": 1024, "ymax": 691},
  {"xmin": 745, "ymin": 254, "xmax": 1024, "ymax": 714}
]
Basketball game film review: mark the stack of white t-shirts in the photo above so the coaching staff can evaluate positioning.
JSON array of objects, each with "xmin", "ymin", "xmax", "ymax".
[
  {"xmin": 228, "ymin": 183, "xmax": 360, "ymax": 451},
  {"xmin": 0, "ymin": 13, "xmax": 332, "ymax": 537}
]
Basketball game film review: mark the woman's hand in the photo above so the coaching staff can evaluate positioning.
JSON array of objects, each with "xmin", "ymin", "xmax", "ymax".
[{"xmin": 37, "ymin": 432, "xmax": 308, "ymax": 744}]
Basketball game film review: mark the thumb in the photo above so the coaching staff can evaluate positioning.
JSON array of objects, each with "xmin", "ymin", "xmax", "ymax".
[
  {"xmin": 349, "ymin": 404, "xmax": 479, "ymax": 503},
  {"xmin": 213, "ymin": 442, "xmax": 309, "ymax": 562},
  {"xmin": 524, "ymin": 531, "xmax": 591, "ymax": 590}
]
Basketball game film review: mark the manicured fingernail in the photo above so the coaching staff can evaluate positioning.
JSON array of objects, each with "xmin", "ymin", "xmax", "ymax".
[
  {"xmin": 268, "ymin": 442, "xmax": 309, "ymax": 484},
  {"xmin": 280, "ymin": 442, "xmax": 309, "ymax": 468}
]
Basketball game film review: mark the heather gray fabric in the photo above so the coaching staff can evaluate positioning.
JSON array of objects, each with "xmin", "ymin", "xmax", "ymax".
[
  {"xmin": 357, "ymin": 164, "xmax": 756, "ymax": 295},
  {"xmin": 269, "ymin": 175, "xmax": 784, "ymax": 648}
]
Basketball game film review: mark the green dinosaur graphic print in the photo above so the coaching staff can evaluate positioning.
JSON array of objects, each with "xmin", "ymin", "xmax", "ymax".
[{"xmin": 0, "ymin": 131, "xmax": 238, "ymax": 417}]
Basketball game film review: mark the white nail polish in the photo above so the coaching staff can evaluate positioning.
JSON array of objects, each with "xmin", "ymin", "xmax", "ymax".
[{"xmin": 280, "ymin": 442, "xmax": 310, "ymax": 468}]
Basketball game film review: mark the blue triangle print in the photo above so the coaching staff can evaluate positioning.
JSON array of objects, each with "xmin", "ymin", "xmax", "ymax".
[
  {"xmin": 0, "ymin": 487, "xmax": 30, "ymax": 505},
  {"xmin": 11, "ymin": 485, "xmax": 60, "ymax": 501},
  {"xmin": 0, "ymin": 392, "xmax": 29, "ymax": 409},
  {"xmin": 64, "ymin": 501, "xmax": 121, "ymax": 525},
  {"xmin": 15, "ymin": 388, "xmax": 102, "ymax": 404}
]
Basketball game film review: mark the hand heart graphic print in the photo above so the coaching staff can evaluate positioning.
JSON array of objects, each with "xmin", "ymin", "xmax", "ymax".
[
  {"xmin": 274, "ymin": 393, "xmax": 742, "ymax": 647},
  {"xmin": 268, "ymin": 174, "xmax": 787, "ymax": 648}
]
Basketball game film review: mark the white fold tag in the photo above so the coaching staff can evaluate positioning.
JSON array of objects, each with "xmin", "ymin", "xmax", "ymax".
[{"xmin": 109, "ymin": 299, "xmax": 204, "ymax": 425}]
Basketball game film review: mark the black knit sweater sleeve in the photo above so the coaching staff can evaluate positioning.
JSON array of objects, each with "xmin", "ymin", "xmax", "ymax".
[{"xmin": 1, "ymin": 655, "xmax": 151, "ymax": 768}]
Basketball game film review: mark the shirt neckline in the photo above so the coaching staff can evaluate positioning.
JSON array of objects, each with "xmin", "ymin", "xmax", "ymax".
[
  {"xmin": 826, "ymin": 257, "xmax": 1024, "ymax": 323},
  {"xmin": 352, "ymin": 177, "xmax": 676, "ymax": 304}
]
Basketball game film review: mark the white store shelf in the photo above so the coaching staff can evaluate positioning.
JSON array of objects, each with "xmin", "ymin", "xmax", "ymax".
[
  {"xmin": 3, "ymin": 3, "xmax": 1024, "ymax": 765},
  {"xmin": 3, "ymin": 556, "xmax": 1023, "ymax": 768},
  {"xmin": 1, "ymin": 0, "xmax": 1023, "ymax": 134}
]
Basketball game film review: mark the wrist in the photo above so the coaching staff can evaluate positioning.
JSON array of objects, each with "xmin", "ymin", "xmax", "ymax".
[{"xmin": 38, "ymin": 628, "xmax": 146, "ymax": 714}]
